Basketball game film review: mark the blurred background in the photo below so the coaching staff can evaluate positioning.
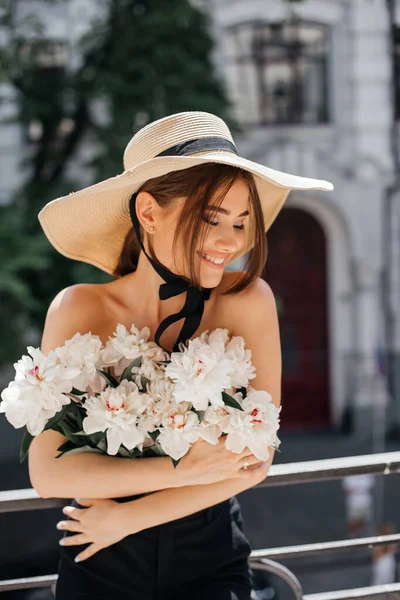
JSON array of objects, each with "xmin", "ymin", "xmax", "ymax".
[{"xmin": 1, "ymin": 0, "xmax": 400, "ymax": 598}]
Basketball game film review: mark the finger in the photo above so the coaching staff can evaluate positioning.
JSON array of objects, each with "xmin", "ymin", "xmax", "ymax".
[
  {"xmin": 75, "ymin": 498, "xmax": 97, "ymax": 507},
  {"xmin": 239, "ymin": 461, "xmax": 269, "ymax": 479},
  {"xmin": 59, "ymin": 533, "xmax": 90, "ymax": 547},
  {"xmin": 57, "ymin": 520, "xmax": 83, "ymax": 533},
  {"xmin": 236, "ymin": 455, "xmax": 265, "ymax": 472},
  {"xmin": 75, "ymin": 543, "xmax": 102, "ymax": 563},
  {"xmin": 236, "ymin": 447, "xmax": 255, "ymax": 460},
  {"xmin": 235, "ymin": 458, "xmax": 261, "ymax": 475},
  {"xmin": 62, "ymin": 506, "xmax": 84, "ymax": 520}
]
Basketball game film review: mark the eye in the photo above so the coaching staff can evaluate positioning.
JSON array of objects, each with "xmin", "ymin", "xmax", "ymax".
[
  {"xmin": 202, "ymin": 217, "xmax": 246, "ymax": 230},
  {"xmin": 202, "ymin": 216, "xmax": 219, "ymax": 227}
]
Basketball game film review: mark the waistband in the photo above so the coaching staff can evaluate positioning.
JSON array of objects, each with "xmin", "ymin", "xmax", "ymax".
[{"xmin": 112, "ymin": 493, "xmax": 230, "ymax": 524}]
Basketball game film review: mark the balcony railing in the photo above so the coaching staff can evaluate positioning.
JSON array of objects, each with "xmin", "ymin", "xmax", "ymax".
[{"xmin": 1, "ymin": 451, "xmax": 400, "ymax": 599}]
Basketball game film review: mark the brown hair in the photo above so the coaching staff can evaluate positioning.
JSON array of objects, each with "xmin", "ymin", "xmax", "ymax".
[{"xmin": 113, "ymin": 163, "xmax": 267, "ymax": 295}]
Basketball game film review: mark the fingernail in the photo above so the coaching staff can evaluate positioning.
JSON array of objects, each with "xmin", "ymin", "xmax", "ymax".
[
  {"xmin": 59, "ymin": 539, "xmax": 65, "ymax": 546},
  {"xmin": 56, "ymin": 523, "xmax": 63, "ymax": 530},
  {"xmin": 74, "ymin": 556, "xmax": 81, "ymax": 563}
]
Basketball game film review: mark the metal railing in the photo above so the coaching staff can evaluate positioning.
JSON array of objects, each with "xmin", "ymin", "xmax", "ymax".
[{"xmin": 1, "ymin": 451, "xmax": 400, "ymax": 599}]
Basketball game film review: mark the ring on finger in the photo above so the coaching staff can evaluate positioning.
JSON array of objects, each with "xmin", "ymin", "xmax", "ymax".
[{"xmin": 242, "ymin": 459, "xmax": 249, "ymax": 470}]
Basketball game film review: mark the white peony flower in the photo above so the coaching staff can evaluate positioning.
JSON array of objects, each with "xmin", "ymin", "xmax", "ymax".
[
  {"xmin": 197, "ymin": 405, "xmax": 230, "ymax": 445},
  {"xmin": 222, "ymin": 388, "xmax": 281, "ymax": 461},
  {"xmin": 101, "ymin": 324, "xmax": 167, "ymax": 376},
  {"xmin": 131, "ymin": 357, "xmax": 166, "ymax": 387},
  {"xmin": 207, "ymin": 328, "xmax": 230, "ymax": 352},
  {"xmin": 165, "ymin": 337, "xmax": 232, "ymax": 411},
  {"xmin": 56, "ymin": 332, "xmax": 103, "ymax": 392},
  {"xmin": 157, "ymin": 402, "xmax": 200, "ymax": 460},
  {"xmin": 0, "ymin": 347, "xmax": 79, "ymax": 436},
  {"xmin": 138, "ymin": 377, "xmax": 176, "ymax": 433},
  {"xmin": 82, "ymin": 380, "xmax": 151, "ymax": 455},
  {"xmin": 225, "ymin": 336, "xmax": 256, "ymax": 388}
]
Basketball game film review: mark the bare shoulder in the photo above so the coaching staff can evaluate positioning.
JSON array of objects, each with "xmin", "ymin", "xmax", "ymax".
[
  {"xmin": 216, "ymin": 271, "xmax": 278, "ymax": 330},
  {"xmin": 217, "ymin": 272, "xmax": 281, "ymax": 404},
  {"xmin": 41, "ymin": 283, "xmax": 106, "ymax": 354}
]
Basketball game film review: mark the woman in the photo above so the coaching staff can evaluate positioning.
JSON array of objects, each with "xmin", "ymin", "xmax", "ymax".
[{"xmin": 29, "ymin": 111, "xmax": 333, "ymax": 599}]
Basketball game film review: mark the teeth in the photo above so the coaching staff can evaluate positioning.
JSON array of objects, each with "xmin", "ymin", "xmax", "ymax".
[{"xmin": 202, "ymin": 253, "xmax": 224, "ymax": 265}]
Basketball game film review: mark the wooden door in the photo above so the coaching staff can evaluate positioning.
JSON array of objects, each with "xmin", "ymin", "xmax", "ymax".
[{"xmin": 263, "ymin": 208, "xmax": 330, "ymax": 430}]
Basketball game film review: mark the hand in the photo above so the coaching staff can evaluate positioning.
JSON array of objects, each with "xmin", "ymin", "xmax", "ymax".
[
  {"xmin": 56, "ymin": 498, "xmax": 127, "ymax": 563},
  {"xmin": 178, "ymin": 435, "xmax": 267, "ymax": 486}
]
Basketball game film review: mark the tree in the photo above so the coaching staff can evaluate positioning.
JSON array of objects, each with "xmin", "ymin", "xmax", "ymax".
[{"xmin": 0, "ymin": 0, "xmax": 230, "ymax": 366}]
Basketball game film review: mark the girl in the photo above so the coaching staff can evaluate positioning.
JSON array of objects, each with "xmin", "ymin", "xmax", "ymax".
[{"xmin": 29, "ymin": 111, "xmax": 333, "ymax": 599}]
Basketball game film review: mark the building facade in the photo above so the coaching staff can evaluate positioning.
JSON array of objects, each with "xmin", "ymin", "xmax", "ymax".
[{"xmin": 209, "ymin": 0, "xmax": 400, "ymax": 436}]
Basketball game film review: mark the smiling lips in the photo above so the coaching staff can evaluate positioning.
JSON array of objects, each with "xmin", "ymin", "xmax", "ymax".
[{"xmin": 199, "ymin": 251, "xmax": 227, "ymax": 268}]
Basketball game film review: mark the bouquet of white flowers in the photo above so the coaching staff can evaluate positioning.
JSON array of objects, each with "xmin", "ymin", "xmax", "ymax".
[{"xmin": 0, "ymin": 325, "xmax": 281, "ymax": 466}]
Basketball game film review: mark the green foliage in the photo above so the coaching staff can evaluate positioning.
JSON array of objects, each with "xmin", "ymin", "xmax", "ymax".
[
  {"xmin": 0, "ymin": 0, "xmax": 229, "ymax": 367},
  {"xmin": 80, "ymin": 0, "xmax": 231, "ymax": 177}
]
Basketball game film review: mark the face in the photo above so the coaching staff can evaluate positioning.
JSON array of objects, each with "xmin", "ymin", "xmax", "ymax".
[
  {"xmin": 195, "ymin": 178, "xmax": 249, "ymax": 287},
  {"xmin": 138, "ymin": 178, "xmax": 250, "ymax": 287}
]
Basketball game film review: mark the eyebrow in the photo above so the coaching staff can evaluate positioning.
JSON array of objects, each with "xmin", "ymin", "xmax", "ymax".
[{"xmin": 205, "ymin": 206, "xmax": 249, "ymax": 217}]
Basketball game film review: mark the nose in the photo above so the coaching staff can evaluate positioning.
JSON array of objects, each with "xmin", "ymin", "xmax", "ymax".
[{"xmin": 214, "ymin": 225, "xmax": 241, "ymax": 253}]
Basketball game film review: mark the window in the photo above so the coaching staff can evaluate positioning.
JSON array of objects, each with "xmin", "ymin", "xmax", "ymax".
[{"xmin": 224, "ymin": 20, "xmax": 330, "ymax": 126}]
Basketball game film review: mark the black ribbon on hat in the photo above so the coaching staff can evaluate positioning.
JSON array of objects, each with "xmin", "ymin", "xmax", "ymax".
[
  {"xmin": 127, "ymin": 135, "xmax": 237, "ymax": 352},
  {"xmin": 156, "ymin": 136, "xmax": 238, "ymax": 157}
]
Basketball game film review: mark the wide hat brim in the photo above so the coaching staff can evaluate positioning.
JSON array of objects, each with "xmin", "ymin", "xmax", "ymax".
[{"xmin": 38, "ymin": 150, "xmax": 334, "ymax": 275}]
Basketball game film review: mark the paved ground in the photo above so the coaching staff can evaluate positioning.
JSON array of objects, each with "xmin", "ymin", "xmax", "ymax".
[{"xmin": 1, "ymin": 429, "xmax": 399, "ymax": 599}]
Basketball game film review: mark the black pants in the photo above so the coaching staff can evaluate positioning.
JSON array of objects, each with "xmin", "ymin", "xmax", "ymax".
[{"xmin": 55, "ymin": 495, "xmax": 253, "ymax": 600}]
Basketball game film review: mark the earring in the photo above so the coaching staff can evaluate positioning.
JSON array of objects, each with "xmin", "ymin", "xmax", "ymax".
[{"xmin": 149, "ymin": 226, "xmax": 154, "ymax": 232}]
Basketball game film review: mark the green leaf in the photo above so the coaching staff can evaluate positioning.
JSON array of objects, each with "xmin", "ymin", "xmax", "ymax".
[
  {"xmin": 96, "ymin": 436, "xmax": 107, "ymax": 452},
  {"xmin": 140, "ymin": 376, "xmax": 149, "ymax": 391},
  {"xmin": 195, "ymin": 409, "xmax": 205, "ymax": 423},
  {"xmin": 65, "ymin": 401, "xmax": 85, "ymax": 429},
  {"xmin": 71, "ymin": 387, "xmax": 86, "ymax": 396},
  {"xmin": 117, "ymin": 446, "xmax": 131, "ymax": 458},
  {"xmin": 56, "ymin": 445, "xmax": 103, "ymax": 458},
  {"xmin": 143, "ymin": 444, "xmax": 165, "ymax": 457},
  {"xmin": 222, "ymin": 392, "xmax": 244, "ymax": 411},
  {"xmin": 117, "ymin": 446, "xmax": 142, "ymax": 459},
  {"xmin": 130, "ymin": 447, "xmax": 142, "ymax": 458},
  {"xmin": 20, "ymin": 430, "xmax": 34, "ymax": 463},
  {"xmin": 120, "ymin": 356, "xmax": 142, "ymax": 382},
  {"xmin": 57, "ymin": 421, "xmax": 89, "ymax": 445},
  {"xmin": 72, "ymin": 430, "xmax": 105, "ymax": 448},
  {"xmin": 171, "ymin": 457, "xmax": 181, "ymax": 469},
  {"xmin": 97, "ymin": 369, "xmax": 119, "ymax": 388},
  {"xmin": 148, "ymin": 430, "xmax": 160, "ymax": 442},
  {"xmin": 43, "ymin": 403, "xmax": 71, "ymax": 431},
  {"xmin": 237, "ymin": 387, "xmax": 247, "ymax": 398},
  {"xmin": 56, "ymin": 439, "xmax": 78, "ymax": 456}
]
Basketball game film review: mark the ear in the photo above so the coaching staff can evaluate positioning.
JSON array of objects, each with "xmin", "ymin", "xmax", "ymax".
[{"xmin": 135, "ymin": 191, "xmax": 157, "ymax": 229}]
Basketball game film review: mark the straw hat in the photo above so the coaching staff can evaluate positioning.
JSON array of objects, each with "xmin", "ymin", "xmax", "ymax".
[{"xmin": 38, "ymin": 111, "xmax": 334, "ymax": 274}]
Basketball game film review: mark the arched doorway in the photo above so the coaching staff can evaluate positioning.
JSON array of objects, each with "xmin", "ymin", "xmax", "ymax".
[{"xmin": 263, "ymin": 207, "xmax": 330, "ymax": 430}]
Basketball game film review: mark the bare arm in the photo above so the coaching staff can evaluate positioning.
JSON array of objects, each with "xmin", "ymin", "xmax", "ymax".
[
  {"xmin": 121, "ymin": 455, "xmax": 272, "ymax": 533},
  {"xmin": 31, "ymin": 430, "xmax": 196, "ymax": 499},
  {"xmin": 29, "ymin": 286, "xmax": 190, "ymax": 498}
]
